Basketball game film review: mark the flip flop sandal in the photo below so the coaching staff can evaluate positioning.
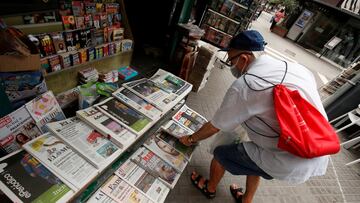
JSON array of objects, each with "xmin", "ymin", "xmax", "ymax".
[
  {"xmin": 230, "ymin": 186, "xmax": 244, "ymax": 203},
  {"xmin": 190, "ymin": 173, "xmax": 216, "ymax": 199}
]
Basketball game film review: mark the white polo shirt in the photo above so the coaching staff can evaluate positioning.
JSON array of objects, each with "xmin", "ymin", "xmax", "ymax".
[{"xmin": 211, "ymin": 54, "xmax": 329, "ymax": 184}]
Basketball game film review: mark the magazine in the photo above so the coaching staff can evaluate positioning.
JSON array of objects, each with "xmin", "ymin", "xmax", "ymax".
[
  {"xmin": 161, "ymin": 120, "xmax": 193, "ymax": 138},
  {"xmin": 122, "ymin": 78, "xmax": 178, "ymax": 112},
  {"xmin": 100, "ymin": 175, "xmax": 152, "ymax": 203},
  {"xmin": 23, "ymin": 133, "xmax": 99, "ymax": 191},
  {"xmin": 25, "ymin": 91, "xmax": 66, "ymax": 133},
  {"xmin": 130, "ymin": 147, "xmax": 180, "ymax": 189},
  {"xmin": 150, "ymin": 69, "xmax": 192, "ymax": 96},
  {"xmin": 143, "ymin": 134, "xmax": 187, "ymax": 173},
  {"xmin": 87, "ymin": 189, "xmax": 116, "ymax": 203},
  {"xmin": 47, "ymin": 117, "xmax": 121, "ymax": 169},
  {"xmin": 0, "ymin": 150, "xmax": 74, "ymax": 203},
  {"xmin": 0, "ymin": 107, "xmax": 42, "ymax": 158},
  {"xmin": 156, "ymin": 131, "xmax": 195, "ymax": 161},
  {"xmin": 172, "ymin": 104, "xmax": 207, "ymax": 133},
  {"xmin": 77, "ymin": 107, "xmax": 137, "ymax": 150},
  {"xmin": 96, "ymin": 97, "xmax": 153, "ymax": 136},
  {"xmin": 115, "ymin": 160, "xmax": 169, "ymax": 203},
  {"xmin": 112, "ymin": 87, "xmax": 163, "ymax": 120}
]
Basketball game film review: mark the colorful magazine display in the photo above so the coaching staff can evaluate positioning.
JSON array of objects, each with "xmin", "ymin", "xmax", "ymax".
[
  {"xmin": 156, "ymin": 131, "xmax": 195, "ymax": 161},
  {"xmin": 112, "ymin": 87, "xmax": 163, "ymax": 120},
  {"xmin": 100, "ymin": 175, "xmax": 152, "ymax": 203},
  {"xmin": 25, "ymin": 91, "xmax": 66, "ymax": 133},
  {"xmin": 143, "ymin": 134, "xmax": 187, "ymax": 173},
  {"xmin": 77, "ymin": 107, "xmax": 137, "ymax": 149},
  {"xmin": 0, "ymin": 150, "xmax": 74, "ymax": 203},
  {"xmin": 47, "ymin": 117, "xmax": 121, "ymax": 169},
  {"xmin": 0, "ymin": 107, "xmax": 42, "ymax": 158},
  {"xmin": 96, "ymin": 97, "xmax": 153, "ymax": 136},
  {"xmin": 172, "ymin": 104, "xmax": 207, "ymax": 133},
  {"xmin": 130, "ymin": 147, "xmax": 180, "ymax": 189},
  {"xmin": 115, "ymin": 160, "xmax": 169, "ymax": 203},
  {"xmin": 23, "ymin": 133, "xmax": 98, "ymax": 191},
  {"xmin": 161, "ymin": 120, "xmax": 192, "ymax": 138}
]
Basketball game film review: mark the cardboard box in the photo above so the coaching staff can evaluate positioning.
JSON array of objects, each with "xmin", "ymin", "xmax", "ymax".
[{"xmin": 0, "ymin": 54, "xmax": 40, "ymax": 72}]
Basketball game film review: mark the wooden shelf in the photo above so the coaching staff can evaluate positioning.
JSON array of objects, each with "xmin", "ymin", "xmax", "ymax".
[{"xmin": 208, "ymin": 9, "xmax": 240, "ymax": 24}]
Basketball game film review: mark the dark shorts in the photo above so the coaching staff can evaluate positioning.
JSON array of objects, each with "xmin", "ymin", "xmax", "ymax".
[{"xmin": 213, "ymin": 143, "xmax": 273, "ymax": 180}]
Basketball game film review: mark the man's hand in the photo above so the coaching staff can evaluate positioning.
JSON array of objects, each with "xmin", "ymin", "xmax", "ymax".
[{"xmin": 179, "ymin": 135, "xmax": 192, "ymax": 146}]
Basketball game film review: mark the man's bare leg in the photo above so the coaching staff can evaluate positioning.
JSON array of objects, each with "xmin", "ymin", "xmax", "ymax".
[
  {"xmin": 191, "ymin": 158, "xmax": 225, "ymax": 193},
  {"xmin": 231, "ymin": 175, "xmax": 260, "ymax": 203}
]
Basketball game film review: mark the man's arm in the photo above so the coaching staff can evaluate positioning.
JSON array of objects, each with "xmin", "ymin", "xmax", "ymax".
[{"xmin": 179, "ymin": 122, "xmax": 220, "ymax": 146}]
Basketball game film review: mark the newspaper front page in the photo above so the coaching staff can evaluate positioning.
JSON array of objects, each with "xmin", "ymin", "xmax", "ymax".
[
  {"xmin": 156, "ymin": 131, "xmax": 195, "ymax": 161},
  {"xmin": 150, "ymin": 69, "xmax": 192, "ymax": 97},
  {"xmin": 172, "ymin": 104, "xmax": 207, "ymax": 132},
  {"xmin": 161, "ymin": 120, "xmax": 193, "ymax": 138}
]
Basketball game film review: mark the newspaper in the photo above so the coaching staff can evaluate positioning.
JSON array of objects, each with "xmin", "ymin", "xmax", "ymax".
[
  {"xmin": 77, "ymin": 107, "xmax": 137, "ymax": 149},
  {"xmin": 130, "ymin": 147, "xmax": 180, "ymax": 189},
  {"xmin": 115, "ymin": 160, "xmax": 169, "ymax": 203},
  {"xmin": 0, "ymin": 107, "xmax": 42, "ymax": 158},
  {"xmin": 25, "ymin": 91, "xmax": 66, "ymax": 133},
  {"xmin": 87, "ymin": 189, "xmax": 116, "ymax": 203},
  {"xmin": 150, "ymin": 69, "xmax": 192, "ymax": 97},
  {"xmin": 96, "ymin": 97, "xmax": 153, "ymax": 136},
  {"xmin": 112, "ymin": 87, "xmax": 163, "ymax": 120},
  {"xmin": 100, "ymin": 175, "xmax": 152, "ymax": 203},
  {"xmin": 143, "ymin": 134, "xmax": 187, "ymax": 173},
  {"xmin": 23, "ymin": 133, "xmax": 99, "ymax": 191},
  {"xmin": 56, "ymin": 87, "xmax": 80, "ymax": 108},
  {"xmin": 161, "ymin": 120, "xmax": 193, "ymax": 138},
  {"xmin": 172, "ymin": 104, "xmax": 207, "ymax": 133},
  {"xmin": 156, "ymin": 131, "xmax": 195, "ymax": 161},
  {"xmin": 47, "ymin": 117, "xmax": 121, "ymax": 169},
  {"xmin": 0, "ymin": 150, "xmax": 74, "ymax": 203},
  {"xmin": 122, "ymin": 78, "xmax": 178, "ymax": 112}
]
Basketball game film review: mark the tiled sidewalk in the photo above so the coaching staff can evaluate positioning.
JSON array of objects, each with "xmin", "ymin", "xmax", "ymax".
[{"xmin": 165, "ymin": 65, "xmax": 360, "ymax": 203}]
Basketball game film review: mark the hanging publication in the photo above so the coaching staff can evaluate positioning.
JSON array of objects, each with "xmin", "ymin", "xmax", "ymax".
[
  {"xmin": 77, "ymin": 107, "xmax": 137, "ymax": 149},
  {"xmin": 112, "ymin": 87, "xmax": 163, "ymax": 120},
  {"xmin": 0, "ymin": 150, "xmax": 74, "ymax": 203},
  {"xmin": 143, "ymin": 134, "xmax": 187, "ymax": 173},
  {"xmin": 25, "ymin": 91, "xmax": 66, "ymax": 133},
  {"xmin": 87, "ymin": 189, "xmax": 116, "ymax": 203},
  {"xmin": 115, "ymin": 160, "xmax": 169, "ymax": 203},
  {"xmin": 47, "ymin": 117, "xmax": 121, "ymax": 169},
  {"xmin": 172, "ymin": 104, "xmax": 207, "ymax": 133},
  {"xmin": 23, "ymin": 133, "xmax": 98, "ymax": 191},
  {"xmin": 156, "ymin": 131, "xmax": 195, "ymax": 161},
  {"xmin": 100, "ymin": 175, "xmax": 152, "ymax": 203},
  {"xmin": 96, "ymin": 97, "xmax": 153, "ymax": 136},
  {"xmin": 0, "ymin": 106, "xmax": 42, "ymax": 158},
  {"xmin": 130, "ymin": 147, "xmax": 180, "ymax": 189},
  {"xmin": 150, "ymin": 69, "xmax": 192, "ymax": 97},
  {"xmin": 161, "ymin": 120, "xmax": 193, "ymax": 138}
]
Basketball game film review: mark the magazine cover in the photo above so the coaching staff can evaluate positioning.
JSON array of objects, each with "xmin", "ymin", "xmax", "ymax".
[
  {"xmin": 61, "ymin": 16, "xmax": 76, "ymax": 30},
  {"xmin": 161, "ymin": 120, "xmax": 193, "ymax": 138},
  {"xmin": 172, "ymin": 104, "xmax": 207, "ymax": 133},
  {"xmin": 77, "ymin": 107, "xmax": 137, "ymax": 149},
  {"xmin": 131, "ymin": 147, "xmax": 180, "ymax": 189},
  {"xmin": 156, "ymin": 131, "xmax": 195, "ymax": 161},
  {"xmin": 25, "ymin": 91, "xmax": 66, "ymax": 133},
  {"xmin": 50, "ymin": 32, "xmax": 66, "ymax": 54},
  {"xmin": 0, "ymin": 150, "xmax": 74, "ymax": 203},
  {"xmin": 0, "ymin": 107, "xmax": 42, "ymax": 158},
  {"xmin": 100, "ymin": 175, "xmax": 152, "ymax": 203},
  {"xmin": 87, "ymin": 189, "xmax": 116, "ymax": 203},
  {"xmin": 112, "ymin": 87, "xmax": 163, "ymax": 121},
  {"xmin": 143, "ymin": 135, "xmax": 187, "ymax": 173},
  {"xmin": 47, "ymin": 117, "xmax": 121, "ymax": 169},
  {"xmin": 115, "ymin": 160, "xmax": 169, "ymax": 203},
  {"xmin": 23, "ymin": 133, "xmax": 98, "ymax": 191},
  {"xmin": 96, "ymin": 97, "xmax": 153, "ymax": 136},
  {"xmin": 150, "ymin": 69, "xmax": 192, "ymax": 96}
]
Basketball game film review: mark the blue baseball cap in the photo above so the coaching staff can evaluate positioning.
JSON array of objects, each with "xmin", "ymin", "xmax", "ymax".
[{"xmin": 220, "ymin": 30, "xmax": 266, "ymax": 52}]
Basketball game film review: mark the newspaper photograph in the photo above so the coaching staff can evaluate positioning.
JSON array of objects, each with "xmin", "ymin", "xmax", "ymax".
[
  {"xmin": 77, "ymin": 107, "xmax": 137, "ymax": 149},
  {"xmin": 161, "ymin": 120, "xmax": 193, "ymax": 138},
  {"xmin": 172, "ymin": 104, "xmax": 207, "ymax": 132},
  {"xmin": 150, "ymin": 69, "xmax": 192, "ymax": 96},
  {"xmin": 47, "ymin": 117, "xmax": 120, "ymax": 169},
  {"xmin": 143, "ymin": 135, "xmax": 187, "ymax": 173},
  {"xmin": 112, "ymin": 87, "xmax": 163, "ymax": 120},
  {"xmin": 25, "ymin": 91, "xmax": 66, "ymax": 133},
  {"xmin": 23, "ymin": 133, "xmax": 99, "ymax": 191},
  {"xmin": 96, "ymin": 97, "xmax": 152, "ymax": 136},
  {"xmin": 100, "ymin": 175, "xmax": 152, "ymax": 203},
  {"xmin": 131, "ymin": 147, "xmax": 180, "ymax": 189},
  {"xmin": 156, "ymin": 131, "xmax": 195, "ymax": 160},
  {"xmin": 115, "ymin": 160, "xmax": 169, "ymax": 203},
  {"xmin": 0, "ymin": 107, "xmax": 42, "ymax": 158}
]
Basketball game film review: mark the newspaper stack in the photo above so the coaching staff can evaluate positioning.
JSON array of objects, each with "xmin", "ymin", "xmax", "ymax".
[
  {"xmin": 187, "ymin": 45, "xmax": 216, "ymax": 92},
  {"xmin": 99, "ymin": 70, "xmax": 119, "ymax": 83},
  {"xmin": 78, "ymin": 67, "xmax": 99, "ymax": 84}
]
